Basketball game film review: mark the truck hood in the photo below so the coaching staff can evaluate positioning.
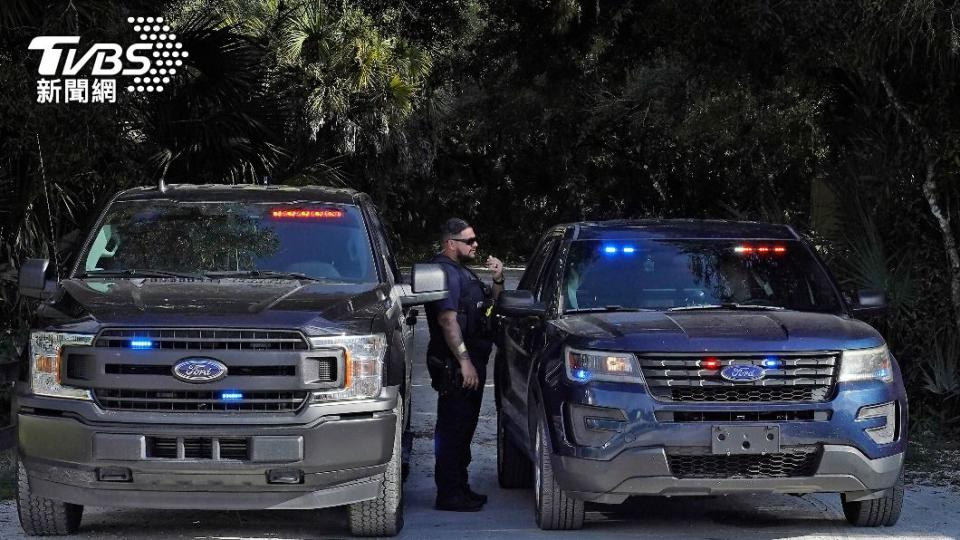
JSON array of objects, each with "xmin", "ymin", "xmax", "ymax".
[
  {"xmin": 553, "ymin": 310, "xmax": 884, "ymax": 352},
  {"xmin": 42, "ymin": 278, "xmax": 392, "ymax": 334}
]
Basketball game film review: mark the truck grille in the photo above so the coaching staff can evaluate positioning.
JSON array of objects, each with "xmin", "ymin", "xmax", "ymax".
[
  {"xmin": 94, "ymin": 389, "xmax": 309, "ymax": 412},
  {"xmin": 639, "ymin": 353, "xmax": 838, "ymax": 402},
  {"xmin": 95, "ymin": 328, "xmax": 308, "ymax": 351},
  {"xmin": 104, "ymin": 364, "xmax": 298, "ymax": 377},
  {"xmin": 148, "ymin": 436, "xmax": 249, "ymax": 460},
  {"xmin": 667, "ymin": 446, "xmax": 821, "ymax": 478}
]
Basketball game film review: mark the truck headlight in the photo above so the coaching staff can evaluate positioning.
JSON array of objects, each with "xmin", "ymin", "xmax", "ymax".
[
  {"xmin": 839, "ymin": 345, "xmax": 894, "ymax": 383},
  {"xmin": 565, "ymin": 347, "xmax": 642, "ymax": 383},
  {"xmin": 309, "ymin": 334, "xmax": 386, "ymax": 401},
  {"xmin": 30, "ymin": 332, "xmax": 94, "ymax": 400}
]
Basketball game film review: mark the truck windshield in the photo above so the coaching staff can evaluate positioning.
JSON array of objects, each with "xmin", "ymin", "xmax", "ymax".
[
  {"xmin": 77, "ymin": 201, "xmax": 378, "ymax": 283},
  {"xmin": 563, "ymin": 239, "xmax": 842, "ymax": 313}
]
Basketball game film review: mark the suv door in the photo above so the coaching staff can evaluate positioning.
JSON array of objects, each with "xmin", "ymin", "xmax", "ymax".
[{"xmin": 497, "ymin": 233, "xmax": 562, "ymax": 437}]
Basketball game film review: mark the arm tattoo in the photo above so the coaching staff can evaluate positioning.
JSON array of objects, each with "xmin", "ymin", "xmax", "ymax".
[{"xmin": 438, "ymin": 310, "xmax": 468, "ymax": 360}]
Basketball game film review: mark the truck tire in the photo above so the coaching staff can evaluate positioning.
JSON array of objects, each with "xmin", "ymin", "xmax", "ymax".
[
  {"xmin": 349, "ymin": 395, "xmax": 404, "ymax": 537},
  {"xmin": 16, "ymin": 461, "xmax": 83, "ymax": 535},
  {"xmin": 497, "ymin": 409, "xmax": 532, "ymax": 488},
  {"xmin": 533, "ymin": 419, "xmax": 584, "ymax": 530},
  {"xmin": 842, "ymin": 469, "xmax": 904, "ymax": 527}
]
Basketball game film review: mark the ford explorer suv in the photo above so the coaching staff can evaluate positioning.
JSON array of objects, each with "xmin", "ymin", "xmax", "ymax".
[
  {"xmin": 14, "ymin": 184, "xmax": 447, "ymax": 537},
  {"xmin": 494, "ymin": 220, "xmax": 906, "ymax": 530}
]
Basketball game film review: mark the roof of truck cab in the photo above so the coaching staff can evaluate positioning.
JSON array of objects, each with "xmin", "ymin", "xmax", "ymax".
[
  {"xmin": 568, "ymin": 219, "xmax": 800, "ymax": 240},
  {"xmin": 114, "ymin": 184, "xmax": 362, "ymax": 205}
]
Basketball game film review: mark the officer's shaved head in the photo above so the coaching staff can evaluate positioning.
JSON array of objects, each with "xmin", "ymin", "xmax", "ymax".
[{"xmin": 441, "ymin": 218, "xmax": 471, "ymax": 242}]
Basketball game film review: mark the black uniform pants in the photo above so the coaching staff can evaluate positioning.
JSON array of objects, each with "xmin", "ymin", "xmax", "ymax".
[{"xmin": 434, "ymin": 365, "xmax": 486, "ymax": 497}]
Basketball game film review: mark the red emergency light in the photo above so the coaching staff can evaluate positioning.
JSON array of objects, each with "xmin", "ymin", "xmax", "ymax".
[
  {"xmin": 270, "ymin": 209, "xmax": 344, "ymax": 219},
  {"xmin": 701, "ymin": 357, "xmax": 721, "ymax": 370},
  {"xmin": 734, "ymin": 245, "xmax": 786, "ymax": 255}
]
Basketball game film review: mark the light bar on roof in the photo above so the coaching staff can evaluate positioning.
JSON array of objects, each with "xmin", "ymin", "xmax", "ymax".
[
  {"xmin": 734, "ymin": 245, "xmax": 786, "ymax": 255},
  {"xmin": 270, "ymin": 209, "xmax": 344, "ymax": 219}
]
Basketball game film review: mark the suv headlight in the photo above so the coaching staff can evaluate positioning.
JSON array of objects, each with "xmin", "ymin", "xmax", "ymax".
[
  {"xmin": 565, "ymin": 347, "xmax": 643, "ymax": 383},
  {"xmin": 309, "ymin": 334, "xmax": 387, "ymax": 401},
  {"xmin": 839, "ymin": 345, "xmax": 894, "ymax": 383},
  {"xmin": 30, "ymin": 332, "xmax": 94, "ymax": 400}
]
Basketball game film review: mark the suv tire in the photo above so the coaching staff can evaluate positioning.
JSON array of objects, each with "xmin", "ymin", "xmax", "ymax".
[
  {"xmin": 533, "ymin": 419, "xmax": 584, "ymax": 530},
  {"xmin": 349, "ymin": 395, "xmax": 404, "ymax": 537},
  {"xmin": 17, "ymin": 461, "xmax": 83, "ymax": 535},
  {"xmin": 497, "ymin": 409, "xmax": 532, "ymax": 488},
  {"xmin": 842, "ymin": 469, "xmax": 904, "ymax": 527}
]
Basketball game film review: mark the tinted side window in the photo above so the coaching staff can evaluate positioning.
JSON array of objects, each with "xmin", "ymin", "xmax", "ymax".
[
  {"xmin": 364, "ymin": 205, "xmax": 399, "ymax": 284},
  {"xmin": 536, "ymin": 240, "xmax": 566, "ymax": 307},
  {"xmin": 533, "ymin": 238, "xmax": 561, "ymax": 301},
  {"xmin": 518, "ymin": 236, "xmax": 553, "ymax": 291}
]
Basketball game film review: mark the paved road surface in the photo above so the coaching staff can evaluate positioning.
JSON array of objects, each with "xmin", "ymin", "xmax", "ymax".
[{"xmin": 1, "ymin": 271, "xmax": 958, "ymax": 539}]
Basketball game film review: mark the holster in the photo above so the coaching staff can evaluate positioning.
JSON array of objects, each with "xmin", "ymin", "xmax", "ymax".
[{"xmin": 427, "ymin": 354, "xmax": 463, "ymax": 393}]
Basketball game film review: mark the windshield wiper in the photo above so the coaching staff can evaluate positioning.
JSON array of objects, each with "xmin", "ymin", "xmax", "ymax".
[
  {"xmin": 78, "ymin": 269, "xmax": 208, "ymax": 280},
  {"xmin": 205, "ymin": 270, "xmax": 330, "ymax": 283},
  {"xmin": 668, "ymin": 303, "xmax": 785, "ymax": 312},
  {"xmin": 565, "ymin": 306, "xmax": 654, "ymax": 313}
]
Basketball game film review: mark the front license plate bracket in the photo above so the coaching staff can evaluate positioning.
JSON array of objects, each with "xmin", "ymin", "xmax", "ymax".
[{"xmin": 711, "ymin": 425, "xmax": 780, "ymax": 455}]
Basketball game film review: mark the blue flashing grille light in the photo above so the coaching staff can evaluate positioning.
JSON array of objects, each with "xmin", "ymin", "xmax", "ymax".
[
  {"xmin": 762, "ymin": 357, "xmax": 782, "ymax": 369},
  {"xmin": 221, "ymin": 392, "xmax": 244, "ymax": 401},
  {"xmin": 622, "ymin": 246, "xmax": 637, "ymax": 254},
  {"xmin": 129, "ymin": 339, "xmax": 153, "ymax": 350},
  {"xmin": 573, "ymin": 369, "xmax": 591, "ymax": 381},
  {"xmin": 603, "ymin": 245, "xmax": 618, "ymax": 254}
]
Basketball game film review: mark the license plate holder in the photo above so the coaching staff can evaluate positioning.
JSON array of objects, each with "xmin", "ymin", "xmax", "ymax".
[{"xmin": 711, "ymin": 425, "xmax": 780, "ymax": 455}]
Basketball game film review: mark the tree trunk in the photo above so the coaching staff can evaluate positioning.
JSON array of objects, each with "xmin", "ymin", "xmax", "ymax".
[
  {"xmin": 920, "ymin": 162, "xmax": 960, "ymax": 334},
  {"xmin": 878, "ymin": 72, "xmax": 960, "ymax": 333}
]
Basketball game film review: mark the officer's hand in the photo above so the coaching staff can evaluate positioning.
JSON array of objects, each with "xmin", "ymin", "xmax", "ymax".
[
  {"xmin": 459, "ymin": 358, "xmax": 479, "ymax": 390},
  {"xmin": 486, "ymin": 256, "xmax": 504, "ymax": 281}
]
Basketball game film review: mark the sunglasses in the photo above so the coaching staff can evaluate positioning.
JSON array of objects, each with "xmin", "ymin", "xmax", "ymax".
[{"xmin": 451, "ymin": 237, "xmax": 478, "ymax": 246}]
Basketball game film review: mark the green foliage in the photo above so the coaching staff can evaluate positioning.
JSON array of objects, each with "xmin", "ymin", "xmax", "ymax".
[{"xmin": 1, "ymin": 0, "xmax": 960, "ymax": 436}]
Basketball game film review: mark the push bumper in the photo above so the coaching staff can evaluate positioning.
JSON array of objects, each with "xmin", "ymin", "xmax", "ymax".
[
  {"xmin": 17, "ymin": 387, "xmax": 399, "ymax": 510},
  {"xmin": 553, "ymin": 444, "xmax": 904, "ymax": 504},
  {"xmin": 544, "ymin": 378, "xmax": 908, "ymax": 504}
]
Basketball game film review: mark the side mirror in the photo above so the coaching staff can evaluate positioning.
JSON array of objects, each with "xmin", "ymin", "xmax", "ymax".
[
  {"xmin": 497, "ymin": 290, "xmax": 546, "ymax": 317},
  {"xmin": 852, "ymin": 288, "xmax": 887, "ymax": 318},
  {"xmin": 396, "ymin": 263, "xmax": 449, "ymax": 306},
  {"xmin": 19, "ymin": 258, "xmax": 56, "ymax": 300}
]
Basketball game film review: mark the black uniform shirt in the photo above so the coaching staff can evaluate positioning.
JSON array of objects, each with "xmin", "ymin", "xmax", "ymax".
[{"xmin": 425, "ymin": 254, "xmax": 493, "ymax": 364}]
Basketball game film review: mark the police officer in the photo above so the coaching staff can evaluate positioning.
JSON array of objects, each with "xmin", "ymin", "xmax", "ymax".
[{"xmin": 425, "ymin": 218, "xmax": 504, "ymax": 512}]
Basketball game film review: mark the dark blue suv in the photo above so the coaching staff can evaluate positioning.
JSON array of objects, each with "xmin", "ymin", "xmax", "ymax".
[{"xmin": 494, "ymin": 220, "xmax": 906, "ymax": 530}]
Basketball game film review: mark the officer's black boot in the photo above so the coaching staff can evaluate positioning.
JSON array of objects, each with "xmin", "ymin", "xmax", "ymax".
[
  {"xmin": 464, "ymin": 485, "xmax": 488, "ymax": 504},
  {"xmin": 435, "ymin": 491, "xmax": 484, "ymax": 512}
]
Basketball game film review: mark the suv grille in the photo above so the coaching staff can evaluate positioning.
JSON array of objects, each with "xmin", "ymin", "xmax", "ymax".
[
  {"xmin": 94, "ymin": 389, "xmax": 309, "ymax": 413},
  {"xmin": 95, "ymin": 328, "xmax": 308, "ymax": 351},
  {"xmin": 667, "ymin": 446, "xmax": 821, "ymax": 478},
  {"xmin": 639, "ymin": 353, "xmax": 838, "ymax": 402}
]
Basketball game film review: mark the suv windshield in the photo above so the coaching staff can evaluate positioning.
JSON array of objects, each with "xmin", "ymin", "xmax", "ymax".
[
  {"xmin": 77, "ymin": 201, "xmax": 378, "ymax": 283},
  {"xmin": 563, "ymin": 239, "xmax": 842, "ymax": 313}
]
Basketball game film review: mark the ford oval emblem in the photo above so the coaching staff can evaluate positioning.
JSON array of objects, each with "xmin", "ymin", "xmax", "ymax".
[
  {"xmin": 720, "ymin": 364, "xmax": 764, "ymax": 383},
  {"xmin": 172, "ymin": 358, "xmax": 228, "ymax": 383}
]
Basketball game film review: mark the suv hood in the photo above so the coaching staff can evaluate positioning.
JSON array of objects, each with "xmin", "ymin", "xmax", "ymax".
[
  {"xmin": 43, "ymin": 278, "xmax": 391, "ymax": 334},
  {"xmin": 553, "ymin": 310, "xmax": 884, "ymax": 352}
]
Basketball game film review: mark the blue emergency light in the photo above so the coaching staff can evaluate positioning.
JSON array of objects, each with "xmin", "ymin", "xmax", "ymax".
[
  {"xmin": 761, "ymin": 357, "xmax": 782, "ymax": 369},
  {"xmin": 129, "ymin": 339, "xmax": 153, "ymax": 350}
]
